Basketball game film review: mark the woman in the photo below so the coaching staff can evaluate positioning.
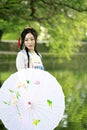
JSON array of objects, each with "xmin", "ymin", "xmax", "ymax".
[
  {"xmin": 16, "ymin": 27, "xmax": 44, "ymax": 70},
  {"xmin": 2, "ymin": 27, "xmax": 64, "ymax": 130}
]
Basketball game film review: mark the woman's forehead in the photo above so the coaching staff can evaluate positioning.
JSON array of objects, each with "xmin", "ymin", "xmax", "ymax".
[{"xmin": 25, "ymin": 33, "xmax": 34, "ymax": 38}]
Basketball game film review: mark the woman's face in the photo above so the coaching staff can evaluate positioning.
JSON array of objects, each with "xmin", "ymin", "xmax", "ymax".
[{"xmin": 24, "ymin": 33, "xmax": 35, "ymax": 52}]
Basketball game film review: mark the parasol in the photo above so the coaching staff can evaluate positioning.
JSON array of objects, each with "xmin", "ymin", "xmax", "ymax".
[{"xmin": 0, "ymin": 68, "xmax": 65, "ymax": 130}]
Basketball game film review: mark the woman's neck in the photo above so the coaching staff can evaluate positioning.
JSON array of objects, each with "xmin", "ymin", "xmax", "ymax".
[{"xmin": 29, "ymin": 50, "xmax": 35, "ymax": 55}]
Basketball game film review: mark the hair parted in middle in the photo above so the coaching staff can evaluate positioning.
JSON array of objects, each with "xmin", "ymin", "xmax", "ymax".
[
  {"xmin": 20, "ymin": 27, "xmax": 40, "ymax": 68},
  {"xmin": 20, "ymin": 27, "xmax": 38, "ymax": 50}
]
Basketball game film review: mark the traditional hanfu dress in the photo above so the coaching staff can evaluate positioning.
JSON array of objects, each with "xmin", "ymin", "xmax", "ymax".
[
  {"xmin": 16, "ymin": 49, "xmax": 44, "ymax": 71},
  {"xmin": 0, "ymin": 49, "xmax": 65, "ymax": 130}
]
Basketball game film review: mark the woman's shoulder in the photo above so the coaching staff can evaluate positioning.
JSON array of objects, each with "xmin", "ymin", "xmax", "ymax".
[
  {"xmin": 17, "ymin": 49, "xmax": 26, "ymax": 55},
  {"xmin": 16, "ymin": 49, "xmax": 27, "ymax": 59}
]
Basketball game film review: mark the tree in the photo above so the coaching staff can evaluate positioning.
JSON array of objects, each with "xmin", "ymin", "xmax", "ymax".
[
  {"xmin": 0, "ymin": 0, "xmax": 87, "ymax": 22},
  {"xmin": 0, "ymin": 0, "xmax": 87, "ymax": 58}
]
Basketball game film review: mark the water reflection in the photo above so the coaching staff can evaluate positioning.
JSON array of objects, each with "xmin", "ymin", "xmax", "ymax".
[
  {"xmin": 53, "ymin": 71, "xmax": 87, "ymax": 130},
  {"xmin": 0, "ymin": 62, "xmax": 87, "ymax": 130}
]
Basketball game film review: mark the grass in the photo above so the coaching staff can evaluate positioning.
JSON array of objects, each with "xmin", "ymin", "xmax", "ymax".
[{"xmin": 0, "ymin": 72, "xmax": 13, "ymax": 86}]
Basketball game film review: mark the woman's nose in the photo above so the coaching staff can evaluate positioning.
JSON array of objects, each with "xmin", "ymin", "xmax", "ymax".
[{"xmin": 27, "ymin": 39, "xmax": 32, "ymax": 44}]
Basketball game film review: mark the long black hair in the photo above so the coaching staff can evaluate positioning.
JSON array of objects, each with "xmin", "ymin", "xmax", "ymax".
[{"xmin": 20, "ymin": 27, "xmax": 40, "ymax": 67}]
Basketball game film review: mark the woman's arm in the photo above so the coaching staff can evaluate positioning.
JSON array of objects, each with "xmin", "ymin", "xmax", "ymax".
[{"xmin": 16, "ymin": 52, "xmax": 25, "ymax": 70}]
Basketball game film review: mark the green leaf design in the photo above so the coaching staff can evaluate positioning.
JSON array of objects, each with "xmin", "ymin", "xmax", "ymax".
[
  {"xmin": 9, "ymin": 89, "xmax": 14, "ymax": 93},
  {"xmin": 47, "ymin": 99, "xmax": 52, "ymax": 109},
  {"xmin": 26, "ymin": 80, "xmax": 30, "ymax": 84},
  {"xmin": 9, "ymin": 89, "xmax": 20, "ymax": 99},
  {"xmin": 4, "ymin": 101, "xmax": 10, "ymax": 105},
  {"xmin": 32, "ymin": 119, "xmax": 40, "ymax": 126},
  {"xmin": 16, "ymin": 92, "xmax": 21, "ymax": 99}
]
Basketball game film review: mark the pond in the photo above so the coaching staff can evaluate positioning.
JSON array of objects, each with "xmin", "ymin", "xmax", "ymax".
[{"xmin": 0, "ymin": 53, "xmax": 87, "ymax": 130}]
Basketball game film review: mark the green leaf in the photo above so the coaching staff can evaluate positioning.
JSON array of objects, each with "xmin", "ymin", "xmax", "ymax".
[
  {"xmin": 9, "ymin": 89, "xmax": 14, "ymax": 93},
  {"xmin": 4, "ymin": 101, "xmax": 10, "ymax": 105},
  {"xmin": 47, "ymin": 99, "xmax": 52, "ymax": 108},
  {"xmin": 26, "ymin": 80, "xmax": 30, "ymax": 84},
  {"xmin": 16, "ymin": 92, "xmax": 21, "ymax": 99},
  {"xmin": 32, "ymin": 119, "xmax": 40, "ymax": 126}
]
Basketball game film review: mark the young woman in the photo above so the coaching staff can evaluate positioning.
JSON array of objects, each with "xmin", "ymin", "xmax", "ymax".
[{"xmin": 16, "ymin": 27, "xmax": 44, "ymax": 71}]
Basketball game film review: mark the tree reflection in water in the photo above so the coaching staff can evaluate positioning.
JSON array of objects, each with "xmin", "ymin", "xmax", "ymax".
[
  {"xmin": 53, "ymin": 71, "xmax": 87, "ymax": 130},
  {"xmin": 0, "ymin": 54, "xmax": 87, "ymax": 130}
]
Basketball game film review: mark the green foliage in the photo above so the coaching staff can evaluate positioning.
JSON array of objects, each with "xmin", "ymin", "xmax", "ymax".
[
  {"xmin": 1, "ymin": 0, "xmax": 87, "ymax": 59},
  {"xmin": 0, "ymin": 52, "xmax": 87, "ymax": 130}
]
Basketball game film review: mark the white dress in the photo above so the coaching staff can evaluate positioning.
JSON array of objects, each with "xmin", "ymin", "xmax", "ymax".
[{"xmin": 16, "ymin": 49, "xmax": 44, "ymax": 71}]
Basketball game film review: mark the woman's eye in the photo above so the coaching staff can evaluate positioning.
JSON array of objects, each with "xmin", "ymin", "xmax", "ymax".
[
  {"xmin": 25, "ymin": 39, "xmax": 28, "ymax": 41},
  {"xmin": 31, "ymin": 38, "xmax": 35, "ymax": 41},
  {"xmin": 25, "ymin": 38, "xmax": 34, "ymax": 41}
]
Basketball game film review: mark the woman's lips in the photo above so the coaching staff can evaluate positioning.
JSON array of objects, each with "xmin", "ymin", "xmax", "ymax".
[{"xmin": 28, "ymin": 45, "xmax": 32, "ymax": 47}]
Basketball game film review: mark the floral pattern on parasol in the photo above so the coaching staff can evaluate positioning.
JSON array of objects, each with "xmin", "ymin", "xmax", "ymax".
[{"xmin": 0, "ymin": 68, "xmax": 65, "ymax": 130}]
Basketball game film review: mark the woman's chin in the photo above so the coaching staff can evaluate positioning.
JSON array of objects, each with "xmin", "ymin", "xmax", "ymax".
[{"xmin": 28, "ymin": 48, "xmax": 34, "ymax": 52}]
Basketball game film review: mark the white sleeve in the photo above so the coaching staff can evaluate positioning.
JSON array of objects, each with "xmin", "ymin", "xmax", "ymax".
[{"xmin": 16, "ymin": 52, "xmax": 25, "ymax": 71}]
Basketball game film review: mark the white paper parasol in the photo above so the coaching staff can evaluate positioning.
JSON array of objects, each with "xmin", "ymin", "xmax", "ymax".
[{"xmin": 0, "ymin": 68, "xmax": 65, "ymax": 130}]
